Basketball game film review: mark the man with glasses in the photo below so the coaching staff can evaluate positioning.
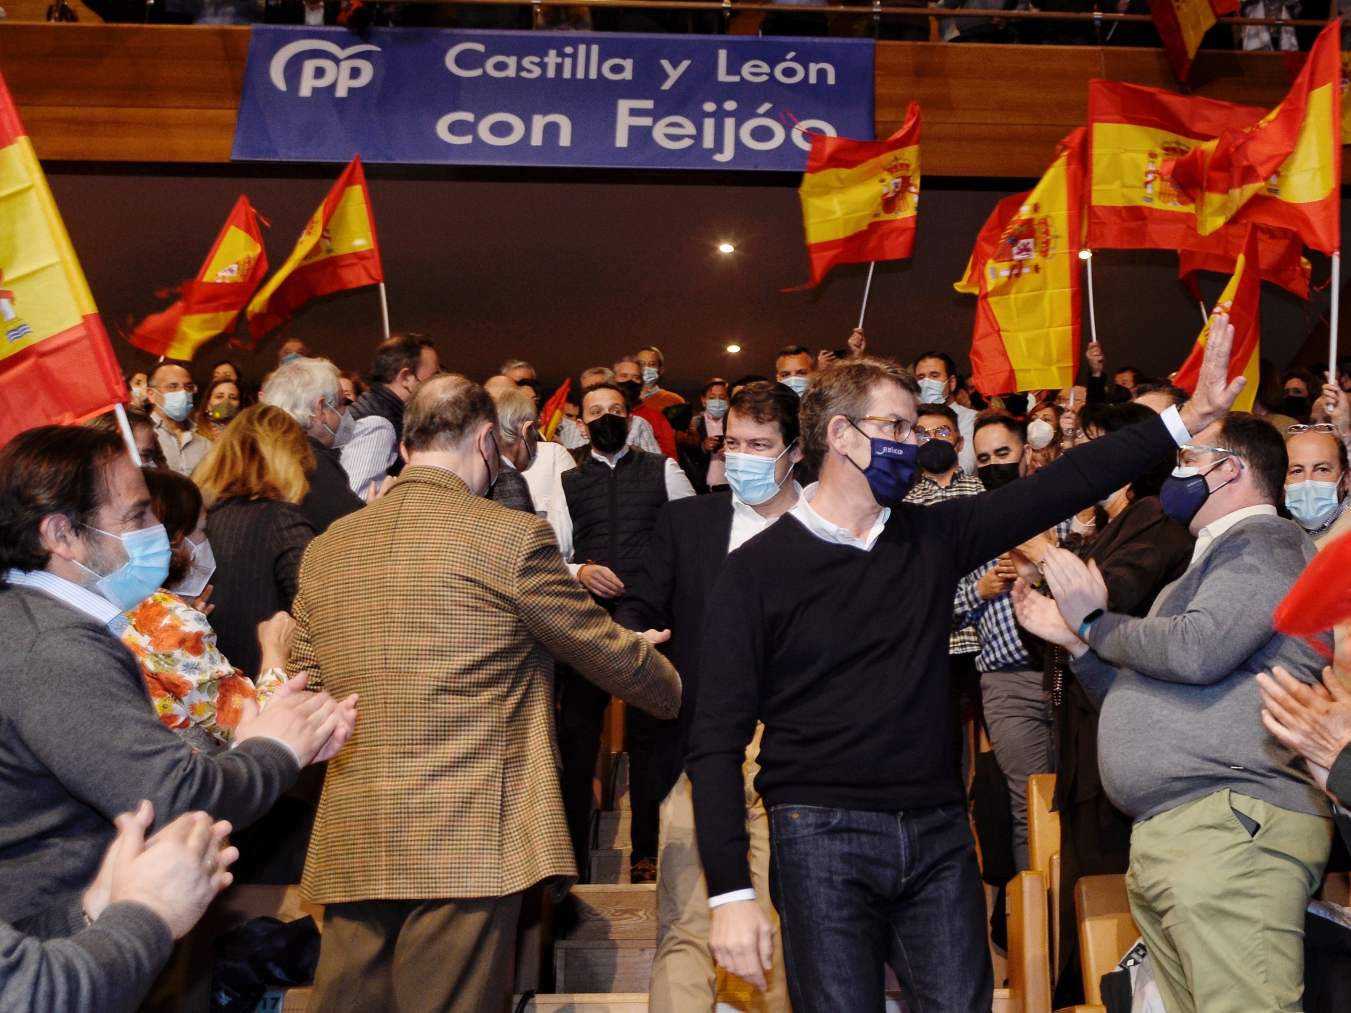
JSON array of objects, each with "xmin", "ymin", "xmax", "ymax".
[
  {"xmin": 145, "ymin": 361, "xmax": 207, "ymax": 476},
  {"xmin": 1015, "ymin": 412, "xmax": 1334, "ymax": 1013},
  {"xmin": 688, "ymin": 329, "xmax": 1245, "ymax": 1012}
]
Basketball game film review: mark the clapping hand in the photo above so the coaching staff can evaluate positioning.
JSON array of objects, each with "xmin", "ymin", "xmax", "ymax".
[
  {"xmin": 1040, "ymin": 546, "xmax": 1108, "ymax": 632},
  {"xmin": 1257, "ymin": 666, "xmax": 1351, "ymax": 781},
  {"xmin": 1011, "ymin": 579, "xmax": 1086, "ymax": 654}
]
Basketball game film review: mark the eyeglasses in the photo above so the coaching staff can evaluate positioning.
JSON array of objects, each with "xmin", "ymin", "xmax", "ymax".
[
  {"xmin": 853, "ymin": 415, "xmax": 915, "ymax": 442},
  {"xmin": 152, "ymin": 381, "xmax": 197, "ymax": 394},
  {"xmin": 1177, "ymin": 443, "xmax": 1239, "ymax": 467},
  {"xmin": 1286, "ymin": 423, "xmax": 1337, "ymax": 436},
  {"xmin": 914, "ymin": 424, "xmax": 954, "ymax": 442}
]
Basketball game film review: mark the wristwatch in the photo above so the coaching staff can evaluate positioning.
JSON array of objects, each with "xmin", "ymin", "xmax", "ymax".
[{"xmin": 1077, "ymin": 608, "xmax": 1105, "ymax": 641}]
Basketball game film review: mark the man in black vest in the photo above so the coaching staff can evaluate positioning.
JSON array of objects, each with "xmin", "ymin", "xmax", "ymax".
[
  {"xmin": 556, "ymin": 382, "xmax": 695, "ymax": 882},
  {"xmin": 338, "ymin": 332, "xmax": 439, "ymax": 499}
]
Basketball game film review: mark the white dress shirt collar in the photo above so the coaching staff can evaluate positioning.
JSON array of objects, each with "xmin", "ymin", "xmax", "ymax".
[
  {"xmin": 729, "ymin": 482, "xmax": 803, "ymax": 553},
  {"xmin": 1191, "ymin": 504, "xmax": 1278, "ymax": 563},
  {"xmin": 789, "ymin": 482, "xmax": 890, "ymax": 552},
  {"xmin": 4, "ymin": 568, "xmax": 126, "ymax": 630},
  {"xmin": 591, "ymin": 445, "xmax": 630, "ymax": 469}
]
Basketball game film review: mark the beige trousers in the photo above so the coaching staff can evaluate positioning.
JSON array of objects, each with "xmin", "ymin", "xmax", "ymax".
[
  {"xmin": 1126, "ymin": 789, "xmax": 1332, "ymax": 1013},
  {"xmin": 648, "ymin": 726, "xmax": 790, "ymax": 1013}
]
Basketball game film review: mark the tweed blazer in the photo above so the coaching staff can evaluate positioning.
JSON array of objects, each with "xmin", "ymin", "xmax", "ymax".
[{"xmin": 291, "ymin": 465, "xmax": 680, "ymax": 904}]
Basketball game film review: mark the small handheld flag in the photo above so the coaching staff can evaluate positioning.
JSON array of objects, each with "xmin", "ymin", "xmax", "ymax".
[{"xmin": 1173, "ymin": 226, "xmax": 1261, "ymax": 413}]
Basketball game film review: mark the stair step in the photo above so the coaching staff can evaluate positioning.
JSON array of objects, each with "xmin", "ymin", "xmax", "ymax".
[
  {"xmin": 554, "ymin": 938, "xmax": 656, "ymax": 993},
  {"xmin": 596, "ymin": 809, "xmax": 631, "ymax": 849},
  {"xmin": 523, "ymin": 993, "xmax": 924, "ymax": 1012},
  {"xmin": 590, "ymin": 845, "xmax": 632, "ymax": 885},
  {"xmin": 567, "ymin": 884, "xmax": 658, "ymax": 942}
]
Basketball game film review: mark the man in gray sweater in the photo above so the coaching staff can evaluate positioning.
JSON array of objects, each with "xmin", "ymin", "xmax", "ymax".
[
  {"xmin": 1015, "ymin": 413, "xmax": 1333, "ymax": 1013},
  {"xmin": 0, "ymin": 425, "xmax": 357, "ymax": 934}
]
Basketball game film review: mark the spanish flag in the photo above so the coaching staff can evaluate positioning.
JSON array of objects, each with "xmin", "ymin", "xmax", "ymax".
[
  {"xmin": 1088, "ymin": 79, "xmax": 1263, "ymax": 251},
  {"xmin": 539, "ymin": 377, "xmax": 571, "ymax": 442},
  {"xmin": 1178, "ymin": 223, "xmax": 1310, "ymax": 300},
  {"xmin": 954, "ymin": 192, "xmax": 1028, "ymax": 296},
  {"xmin": 968, "ymin": 129, "xmax": 1086, "ymax": 395},
  {"xmin": 795, "ymin": 103, "xmax": 921, "ymax": 288},
  {"xmin": 128, "ymin": 196, "xmax": 268, "ymax": 360},
  {"xmin": 1148, "ymin": 0, "xmax": 1238, "ymax": 82},
  {"xmin": 1173, "ymin": 225, "xmax": 1260, "ymax": 413},
  {"xmin": 246, "ymin": 155, "xmax": 383, "ymax": 342},
  {"xmin": 0, "ymin": 71, "xmax": 126, "ymax": 447},
  {"xmin": 1169, "ymin": 21, "xmax": 1341, "ymax": 253}
]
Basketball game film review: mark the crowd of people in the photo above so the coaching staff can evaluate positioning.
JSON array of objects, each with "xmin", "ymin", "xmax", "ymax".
[{"xmin": 2, "ymin": 319, "xmax": 1351, "ymax": 1013}]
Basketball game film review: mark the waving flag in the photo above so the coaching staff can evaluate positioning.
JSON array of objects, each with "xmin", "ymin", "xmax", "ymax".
[
  {"xmin": 955, "ymin": 192, "xmax": 1028, "ymax": 296},
  {"xmin": 795, "ymin": 103, "xmax": 921, "ymax": 288},
  {"xmin": 967, "ymin": 130, "xmax": 1086, "ymax": 394},
  {"xmin": 0, "ymin": 71, "xmax": 125, "ymax": 447},
  {"xmin": 539, "ymin": 378, "xmax": 572, "ymax": 442},
  {"xmin": 1088, "ymin": 79, "xmax": 1264, "ymax": 251},
  {"xmin": 1148, "ymin": 0, "xmax": 1239, "ymax": 82},
  {"xmin": 1169, "ymin": 21, "xmax": 1342, "ymax": 252},
  {"xmin": 1173, "ymin": 226, "xmax": 1260, "ymax": 413},
  {"xmin": 246, "ymin": 155, "xmax": 383, "ymax": 342},
  {"xmin": 1178, "ymin": 223, "xmax": 1310, "ymax": 300},
  {"xmin": 129, "ymin": 196, "xmax": 268, "ymax": 360}
]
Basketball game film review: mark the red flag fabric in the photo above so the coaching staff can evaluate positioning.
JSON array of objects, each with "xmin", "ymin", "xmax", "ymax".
[
  {"xmin": 539, "ymin": 378, "xmax": 572, "ymax": 442},
  {"xmin": 128, "ymin": 196, "xmax": 268, "ymax": 359},
  {"xmin": 1173, "ymin": 225, "xmax": 1261, "ymax": 413},
  {"xmin": 1178, "ymin": 223, "xmax": 1310, "ymax": 300},
  {"xmin": 1274, "ymin": 527, "xmax": 1351, "ymax": 641},
  {"xmin": 0, "ymin": 69, "xmax": 126, "ymax": 447},
  {"xmin": 954, "ymin": 191, "xmax": 1029, "ymax": 296},
  {"xmin": 1148, "ymin": 0, "xmax": 1239, "ymax": 82},
  {"xmin": 246, "ymin": 156, "xmax": 383, "ymax": 342}
]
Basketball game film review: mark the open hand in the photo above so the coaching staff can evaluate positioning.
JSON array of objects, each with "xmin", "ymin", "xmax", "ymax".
[
  {"xmin": 1040, "ymin": 547, "xmax": 1108, "ymax": 631},
  {"xmin": 1178, "ymin": 312, "xmax": 1246, "ymax": 435},
  {"xmin": 1258, "ymin": 665, "xmax": 1351, "ymax": 775},
  {"xmin": 579, "ymin": 564, "xmax": 625, "ymax": 599},
  {"xmin": 1011, "ymin": 579, "xmax": 1087, "ymax": 653},
  {"xmin": 710, "ymin": 899, "xmax": 776, "ymax": 992}
]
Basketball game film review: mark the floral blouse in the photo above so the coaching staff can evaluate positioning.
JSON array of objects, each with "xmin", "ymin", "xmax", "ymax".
[{"xmin": 121, "ymin": 590, "xmax": 285, "ymax": 747}]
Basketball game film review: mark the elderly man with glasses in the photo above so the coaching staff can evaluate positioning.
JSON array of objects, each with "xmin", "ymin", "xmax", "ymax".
[
  {"xmin": 1014, "ymin": 410, "xmax": 1335, "ymax": 1013},
  {"xmin": 145, "ymin": 361, "xmax": 208, "ymax": 476}
]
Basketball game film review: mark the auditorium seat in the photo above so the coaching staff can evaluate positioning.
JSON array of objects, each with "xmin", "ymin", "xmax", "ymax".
[
  {"xmin": 1072, "ymin": 875, "xmax": 1139, "ymax": 1012},
  {"xmin": 1006, "ymin": 869, "xmax": 1053, "ymax": 1013},
  {"xmin": 1026, "ymin": 772, "xmax": 1061, "ymax": 972}
]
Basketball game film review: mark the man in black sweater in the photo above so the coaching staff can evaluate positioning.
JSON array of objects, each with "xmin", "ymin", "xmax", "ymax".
[{"xmin": 687, "ymin": 321, "xmax": 1245, "ymax": 1011}]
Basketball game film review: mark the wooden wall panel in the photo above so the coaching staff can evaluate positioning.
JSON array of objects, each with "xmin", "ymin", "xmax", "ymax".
[{"xmin": 0, "ymin": 24, "xmax": 1344, "ymax": 176}]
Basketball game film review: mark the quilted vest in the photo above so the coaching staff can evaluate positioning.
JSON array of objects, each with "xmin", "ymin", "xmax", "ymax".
[{"xmin": 562, "ymin": 449, "xmax": 669, "ymax": 590}]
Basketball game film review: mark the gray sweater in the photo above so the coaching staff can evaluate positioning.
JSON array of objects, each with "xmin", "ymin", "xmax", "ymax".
[
  {"xmin": 1072, "ymin": 513, "xmax": 1331, "ymax": 822},
  {"xmin": 0, "ymin": 901, "xmax": 171, "ymax": 1013},
  {"xmin": 0, "ymin": 586, "xmax": 299, "ymax": 932}
]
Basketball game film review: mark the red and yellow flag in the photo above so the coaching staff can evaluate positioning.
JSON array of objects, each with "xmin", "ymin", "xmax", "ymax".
[
  {"xmin": 1148, "ymin": 0, "xmax": 1239, "ymax": 82},
  {"xmin": 1178, "ymin": 222, "xmax": 1310, "ymax": 300},
  {"xmin": 1169, "ymin": 21, "xmax": 1342, "ymax": 253},
  {"xmin": 246, "ymin": 155, "xmax": 383, "ymax": 342},
  {"xmin": 795, "ymin": 103, "xmax": 921, "ymax": 288},
  {"xmin": 0, "ymin": 71, "xmax": 125, "ymax": 447},
  {"xmin": 954, "ymin": 191, "xmax": 1028, "ymax": 296},
  {"xmin": 539, "ymin": 377, "xmax": 571, "ymax": 442},
  {"xmin": 128, "ymin": 196, "xmax": 268, "ymax": 360},
  {"xmin": 1088, "ymin": 79, "xmax": 1264, "ymax": 251},
  {"xmin": 1173, "ymin": 226, "xmax": 1260, "ymax": 413},
  {"xmin": 967, "ymin": 129, "xmax": 1086, "ymax": 394}
]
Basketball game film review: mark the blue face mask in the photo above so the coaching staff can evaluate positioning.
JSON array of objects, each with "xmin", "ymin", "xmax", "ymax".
[
  {"xmin": 917, "ymin": 377, "xmax": 948, "ymax": 405},
  {"xmin": 77, "ymin": 523, "xmax": 172, "ymax": 610},
  {"xmin": 782, "ymin": 376, "xmax": 809, "ymax": 398},
  {"xmin": 1285, "ymin": 480, "xmax": 1342, "ymax": 531},
  {"xmin": 1159, "ymin": 459, "xmax": 1238, "ymax": 528},
  {"xmin": 725, "ymin": 442, "xmax": 796, "ymax": 506},
  {"xmin": 642, "ymin": 366, "xmax": 660, "ymax": 386},
  {"xmin": 705, "ymin": 398, "xmax": 728, "ymax": 420},
  {"xmin": 160, "ymin": 390, "xmax": 193, "ymax": 422},
  {"xmin": 848, "ymin": 421, "xmax": 919, "ymax": 507}
]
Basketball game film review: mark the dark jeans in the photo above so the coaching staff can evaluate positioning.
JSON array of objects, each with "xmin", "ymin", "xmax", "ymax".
[{"xmin": 768, "ymin": 801, "xmax": 992, "ymax": 1013}]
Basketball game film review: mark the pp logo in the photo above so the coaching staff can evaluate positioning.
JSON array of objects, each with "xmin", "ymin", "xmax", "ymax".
[{"xmin": 270, "ymin": 39, "xmax": 381, "ymax": 98}]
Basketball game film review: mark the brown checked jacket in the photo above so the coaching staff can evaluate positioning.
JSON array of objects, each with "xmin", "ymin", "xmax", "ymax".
[{"xmin": 291, "ymin": 465, "xmax": 680, "ymax": 904}]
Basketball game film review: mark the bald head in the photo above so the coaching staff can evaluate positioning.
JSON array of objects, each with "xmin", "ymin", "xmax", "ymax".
[
  {"xmin": 484, "ymin": 374, "xmax": 518, "ymax": 400},
  {"xmin": 404, "ymin": 374, "xmax": 496, "ymax": 453}
]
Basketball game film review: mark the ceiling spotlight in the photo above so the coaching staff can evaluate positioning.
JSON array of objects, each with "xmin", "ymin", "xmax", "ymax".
[
  {"xmin": 726, "ymin": 343, "xmax": 742, "ymax": 354},
  {"xmin": 717, "ymin": 242, "xmax": 736, "ymax": 254}
]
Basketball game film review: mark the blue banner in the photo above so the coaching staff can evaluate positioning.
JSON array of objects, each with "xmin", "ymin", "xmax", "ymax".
[{"xmin": 233, "ymin": 27, "xmax": 875, "ymax": 171}]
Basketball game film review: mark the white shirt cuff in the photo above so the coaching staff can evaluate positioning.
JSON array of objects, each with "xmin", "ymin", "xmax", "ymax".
[
  {"xmin": 1161, "ymin": 404, "xmax": 1191, "ymax": 448},
  {"xmin": 708, "ymin": 889, "xmax": 757, "ymax": 909},
  {"xmin": 567, "ymin": 562, "xmax": 584, "ymax": 578}
]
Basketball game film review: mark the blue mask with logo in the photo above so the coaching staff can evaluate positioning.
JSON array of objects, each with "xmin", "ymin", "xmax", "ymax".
[
  {"xmin": 782, "ymin": 376, "xmax": 809, "ymax": 398},
  {"xmin": 849, "ymin": 421, "xmax": 919, "ymax": 507},
  {"xmin": 1159, "ymin": 460, "xmax": 1238, "ymax": 528},
  {"xmin": 1284, "ymin": 480, "xmax": 1341, "ymax": 531},
  {"xmin": 77, "ymin": 523, "xmax": 172, "ymax": 610},
  {"xmin": 725, "ymin": 441, "xmax": 796, "ymax": 506}
]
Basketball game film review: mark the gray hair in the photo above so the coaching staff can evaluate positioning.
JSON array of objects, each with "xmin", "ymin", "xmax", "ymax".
[
  {"xmin": 500, "ymin": 358, "xmax": 534, "ymax": 375},
  {"xmin": 260, "ymin": 356, "xmax": 342, "ymax": 429},
  {"xmin": 403, "ymin": 374, "xmax": 496, "ymax": 453},
  {"xmin": 580, "ymin": 366, "xmax": 614, "ymax": 388},
  {"xmin": 494, "ymin": 389, "xmax": 537, "ymax": 448}
]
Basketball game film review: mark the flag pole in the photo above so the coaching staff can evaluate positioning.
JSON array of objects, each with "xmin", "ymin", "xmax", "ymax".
[
  {"xmin": 378, "ymin": 282, "xmax": 391, "ymax": 340},
  {"xmin": 1081, "ymin": 250, "xmax": 1100, "ymax": 349},
  {"xmin": 1329, "ymin": 250, "xmax": 1341, "ymax": 389},
  {"xmin": 1198, "ymin": 300, "xmax": 1209, "ymax": 326},
  {"xmin": 113, "ymin": 402, "xmax": 143, "ymax": 467},
  {"xmin": 857, "ymin": 261, "xmax": 876, "ymax": 331}
]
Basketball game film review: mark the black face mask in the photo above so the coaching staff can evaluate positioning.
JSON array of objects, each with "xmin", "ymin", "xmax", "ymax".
[
  {"xmin": 978, "ymin": 462, "xmax": 1021, "ymax": 491},
  {"xmin": 588, "ymin": 413, "xmax": 629, "ymax": 454},
  {"xmin": 1279, "ymin": 395, "xmax": 1311, "ymax": 421},
  {"xmin": 615, "ymin": 380, "xmax": 643, "ymax": 409},
  {"xmin": 916, "ymin": 438, "xmax": 959, "ymax": 475}
]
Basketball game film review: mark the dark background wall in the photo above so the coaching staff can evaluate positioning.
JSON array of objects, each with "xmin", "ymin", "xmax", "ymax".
[{"xmin": 47, "ymin": 163, "xmax": 1335, "ymax": 399}]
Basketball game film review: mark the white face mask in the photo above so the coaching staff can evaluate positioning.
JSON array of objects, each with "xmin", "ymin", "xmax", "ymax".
[
  {"xmin": 169, "ymin": 535, "xmax": 216, "ymax": 600},
  {"xmin": 1027, "ymin": 418, "xmax": 1056, "ymax": 450}
]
